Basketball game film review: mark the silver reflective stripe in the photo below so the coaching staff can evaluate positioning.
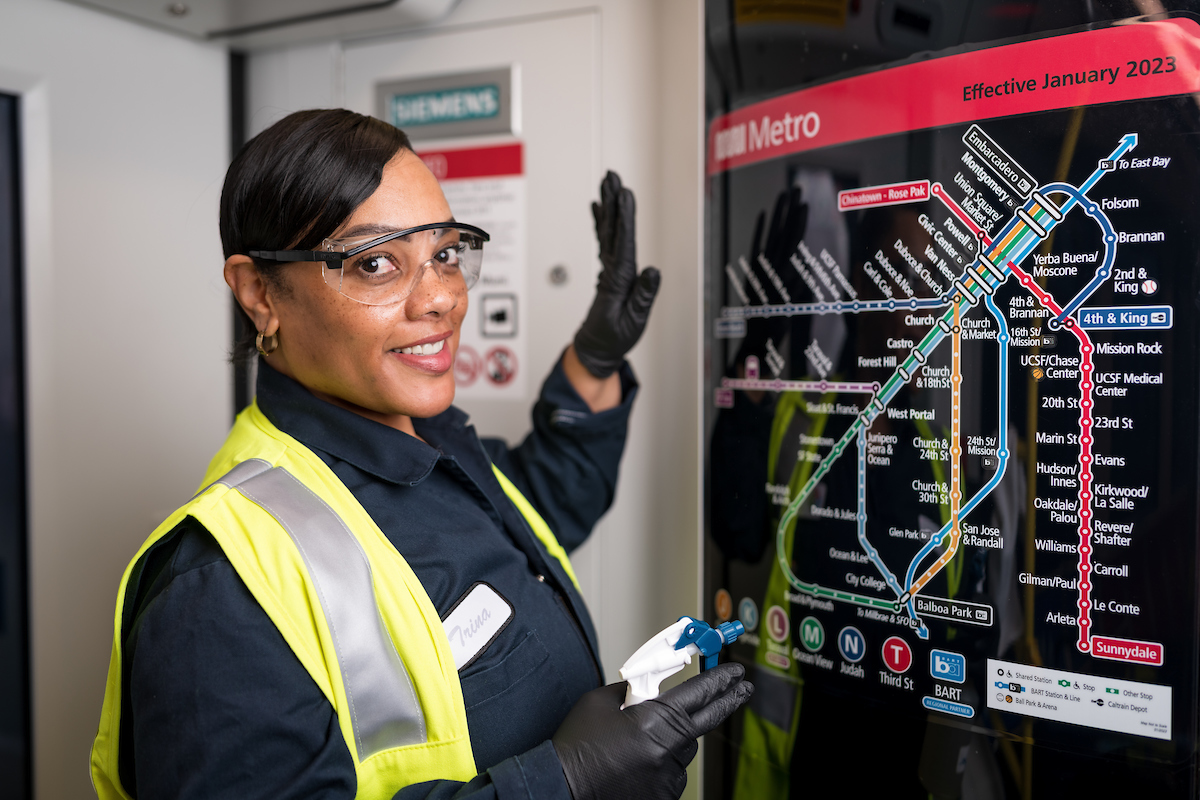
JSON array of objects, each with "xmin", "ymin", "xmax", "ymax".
[
  {"xmin": 191, "ymin": 457, "xmax": 273, "ymax": 501},
  {"xmin": 213, "ymin": 458, "xmax": 273, "ymax": 491},
  {"xmin": 217, "ymin": 460, "xmax": 426, "ymax": 757}
]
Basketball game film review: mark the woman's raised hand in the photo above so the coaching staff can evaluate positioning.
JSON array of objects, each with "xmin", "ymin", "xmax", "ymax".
[{"xmin": 571, "ymin": 171, "xmax": 662, "ymax": 378}]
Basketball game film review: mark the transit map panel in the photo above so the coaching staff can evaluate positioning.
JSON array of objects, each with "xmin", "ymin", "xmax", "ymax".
[{"xmin": 704, "ymin": 15, "xmax": 1200, "ymax": 798}]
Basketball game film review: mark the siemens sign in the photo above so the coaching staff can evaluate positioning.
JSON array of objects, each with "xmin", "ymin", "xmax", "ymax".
[
  {"xmin": 390, "ymin": 85, "xmax": 500, "ymax": 127},
  {"xmin": 377, "ymin": 68, "xmax": 513, "ymax": 141}
]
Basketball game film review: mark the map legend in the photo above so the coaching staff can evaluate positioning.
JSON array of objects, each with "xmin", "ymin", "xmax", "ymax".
[{"xmin": 987, "ymin": 659, "xmax": 1171, "ymax": 740}]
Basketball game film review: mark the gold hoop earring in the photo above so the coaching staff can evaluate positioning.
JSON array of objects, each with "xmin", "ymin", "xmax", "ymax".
[{"xmin": 256, "ymin": 331, "xmax": 278, "ymax": 357}]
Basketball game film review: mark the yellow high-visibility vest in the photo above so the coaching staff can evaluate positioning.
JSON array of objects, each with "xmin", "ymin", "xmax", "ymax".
[{"xmin": 91, "ymin": 400, "xmax": 578, "ymax": 799}]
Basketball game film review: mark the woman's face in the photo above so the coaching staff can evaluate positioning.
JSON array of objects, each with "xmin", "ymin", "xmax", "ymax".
[{"xmin": 266, "ymin": 150, "xmax": 466, "ymax": 424}]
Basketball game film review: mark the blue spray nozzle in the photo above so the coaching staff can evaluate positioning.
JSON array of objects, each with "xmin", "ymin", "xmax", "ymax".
[
  {"xmin": 719, "ymin": 619, "xmax": 746, "ymax": 643},
  {"xmin": 674, "ymin": 617, "xmax": 745, "ymax": 671}
]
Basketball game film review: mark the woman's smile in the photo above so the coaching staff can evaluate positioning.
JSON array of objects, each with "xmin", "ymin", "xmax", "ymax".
[{"xmin": 389, "ymin": 331, "xmax": 453, "ymax": 373}]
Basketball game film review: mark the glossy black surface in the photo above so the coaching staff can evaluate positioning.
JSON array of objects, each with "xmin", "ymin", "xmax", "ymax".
[
  {"xmin": 0, "ymin": 91, "xmax": 30, "ymax": 799},
  {"xmin": 704, "ymin": 3, "xmax": 1200, "ymax": 798}
]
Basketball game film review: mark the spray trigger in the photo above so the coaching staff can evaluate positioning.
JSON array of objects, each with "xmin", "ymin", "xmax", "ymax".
[{"xmin": 618, "ymin": 616, "xmax": 745, "ymax": 709}]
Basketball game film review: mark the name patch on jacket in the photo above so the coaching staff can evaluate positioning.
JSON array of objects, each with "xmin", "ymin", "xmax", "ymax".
[{"xmin": 442, "ymin": 582, "xmax": 514, "ymax": 671}]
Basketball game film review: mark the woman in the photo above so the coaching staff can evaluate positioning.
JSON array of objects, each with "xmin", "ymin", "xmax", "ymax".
[{"xmin": 91, "ymin": 109, "xmax": 751, "ymax": 799}]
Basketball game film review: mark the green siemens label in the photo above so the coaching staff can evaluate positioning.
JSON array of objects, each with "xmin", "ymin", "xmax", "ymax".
[{"xmin": 389, "ymin": 85, "xmax": 500, "ymax": 128}]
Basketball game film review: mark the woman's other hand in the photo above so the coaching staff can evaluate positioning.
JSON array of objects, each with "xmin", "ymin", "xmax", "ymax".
[{"xmin": 551, "ymin": 662, "xmax": 753, "ymax": 800}]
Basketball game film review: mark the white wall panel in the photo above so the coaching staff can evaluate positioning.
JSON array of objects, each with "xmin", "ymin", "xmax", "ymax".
[
  {"xmin": 0, "ymin": 1, "xmax": 229, "ymax": 797},
  {"xmin": 246, "ymin": 40, "xmax": 344, "ymax": 134}
]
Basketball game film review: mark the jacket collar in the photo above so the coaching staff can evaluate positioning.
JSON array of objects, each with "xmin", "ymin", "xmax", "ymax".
[{"xmin": 255, "ymin": 362, "xmax": 471, "ymax": 486}]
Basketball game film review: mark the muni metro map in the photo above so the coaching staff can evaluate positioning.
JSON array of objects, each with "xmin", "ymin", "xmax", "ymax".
[{"xmin": 704, "ymin": 16, "xmax": 1200, "ymax": 794}]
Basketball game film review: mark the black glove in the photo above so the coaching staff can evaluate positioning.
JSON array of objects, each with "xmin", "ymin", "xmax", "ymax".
[
  {"xmin": 552, "ymin": 662, "xmax": 753, "ymax": 800},
  {"xmin": 572, "ymin": 171, "xmax": 662, "ymax": 378}
]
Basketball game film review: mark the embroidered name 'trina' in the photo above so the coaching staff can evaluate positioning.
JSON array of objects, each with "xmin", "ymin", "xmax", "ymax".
[{"xmin": 441, "ymin": 582, "xmax": 514, "ymax": 671}]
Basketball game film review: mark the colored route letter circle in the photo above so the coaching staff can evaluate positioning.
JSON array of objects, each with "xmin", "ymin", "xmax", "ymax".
[
  {"xmin": 484, "ymin": 346, "xmax": 518, "ymax": 386},
  {"xmin": 799, "ymin": 616, "xmax": 825, "ymax": 653},
  {"xmin": 454, "ymin": 345, "xmax": 482, "ymax": 387},
  {"xmin": 766, "ymin": 605, "xmax": 790, "ymax": 643},
  {"xmin": 837, "ymin": 626, "xmax": 866, "ymax": 663},
  {"xmin": 714, "ymin": 589, "xmax": 732, "ymax": 622},
  {"xmin": 882, "ymin": 636, "xmax": 913, "ymax": 674},
  {"xmin": 738, "ymin": 598, "xmax": 759, "ymax": 632}
]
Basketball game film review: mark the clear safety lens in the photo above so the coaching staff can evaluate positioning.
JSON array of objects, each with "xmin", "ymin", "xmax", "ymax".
[{"xmin": 320, "ymin": 226, "xmax": 485, "ymax": 306}]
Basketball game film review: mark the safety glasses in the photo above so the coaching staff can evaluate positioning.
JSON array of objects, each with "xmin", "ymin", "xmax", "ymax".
[{"xmin": 250, "ymin": 222, "xmax": 490, "ymax": 306}]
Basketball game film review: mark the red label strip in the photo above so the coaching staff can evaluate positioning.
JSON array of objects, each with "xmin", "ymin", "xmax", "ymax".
[
  {"xmin": 418, "ymin": 142, "xmax": 523, "ymax": 181},
  {"xmin": 838, "ymin": 180, "xmax": 930, "ymax": 211},
  {"xmin": 1090, "ymin": 635, "xmax": 1164, "ymax": 666}
]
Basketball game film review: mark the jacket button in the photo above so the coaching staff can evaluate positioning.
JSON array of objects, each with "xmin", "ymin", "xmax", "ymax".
[{"xmin": 536, "ymin": 574, "xmax": 545, "ymax": 582}]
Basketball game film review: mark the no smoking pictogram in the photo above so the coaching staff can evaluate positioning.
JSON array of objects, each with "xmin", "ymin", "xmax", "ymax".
[
  {"xmin": 454, "ymin": 345, "xmax": 482, "ymax": 387},
  {"xmin": 484, "ymin": 346, "xmax": 518, "ymax": 386}
]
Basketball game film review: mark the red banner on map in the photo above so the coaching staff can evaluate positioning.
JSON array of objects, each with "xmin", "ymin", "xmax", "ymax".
[
  {"xmin": 708, "ymin": 18, "xmax": 1200, "ymax": 174},
  {"xmin": 418, "ymin": 142, "xmax": 523, "ymax": 181}
]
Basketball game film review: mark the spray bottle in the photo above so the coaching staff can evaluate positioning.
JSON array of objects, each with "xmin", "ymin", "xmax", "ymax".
[{"xmin": 618, "ymin": 616, "xmax": 745, "ymax": 709}]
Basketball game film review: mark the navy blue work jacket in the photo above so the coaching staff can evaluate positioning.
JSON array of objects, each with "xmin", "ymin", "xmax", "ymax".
[{"xmin": 116, "ymin": 357, "xmax": 637, "ymax": 799}]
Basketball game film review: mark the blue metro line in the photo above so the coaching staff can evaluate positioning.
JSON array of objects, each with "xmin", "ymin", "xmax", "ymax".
[
  {"xmin": 1037, "ymin": 181, "xmax": 1118, "ymax": 325},
  {"xmin": 902, "ymin": 293, "xmax": 1012, "ymax": 638}
]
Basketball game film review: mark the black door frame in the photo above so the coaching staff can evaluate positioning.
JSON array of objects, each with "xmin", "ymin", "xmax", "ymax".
[{"xmin": 0, "ymin": 90, "xmax": 32, "ymax": 799}]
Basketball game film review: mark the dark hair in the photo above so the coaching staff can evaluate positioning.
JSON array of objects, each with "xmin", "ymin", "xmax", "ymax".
[{"xmin": 220, "ymin": 108, "xmax": 412, "ymax": 363}]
